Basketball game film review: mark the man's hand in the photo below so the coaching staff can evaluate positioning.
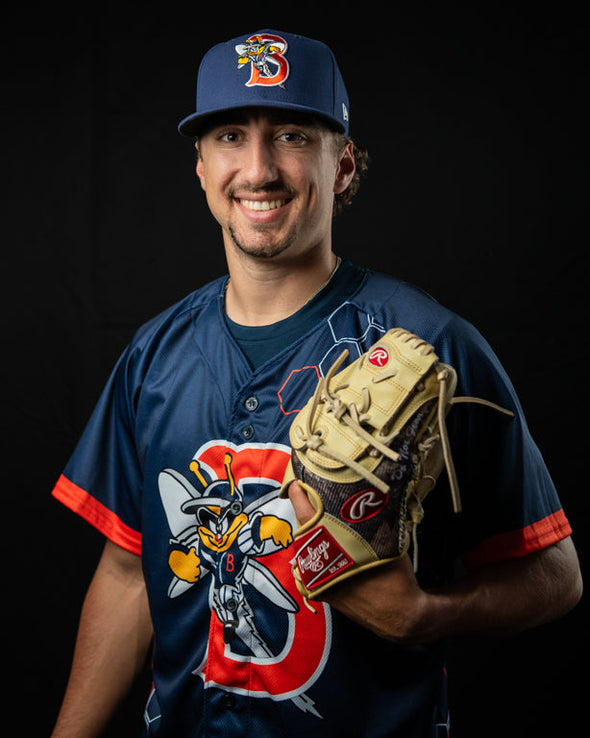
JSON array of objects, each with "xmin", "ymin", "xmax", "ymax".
[
  {"xmin": 288, "ymin": 481, "xmax": 432, "ymax": 642},
  {"xmin": 288, "ymin": 481, "xmax": 583, "ymax": 644}
]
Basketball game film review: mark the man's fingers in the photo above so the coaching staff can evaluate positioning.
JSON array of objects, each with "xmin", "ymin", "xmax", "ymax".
[{"xmin": 287, "ymin": 481, "xmax": 316, "ymax": 524}]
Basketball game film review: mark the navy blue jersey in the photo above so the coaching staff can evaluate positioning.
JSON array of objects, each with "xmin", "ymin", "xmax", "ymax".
[{"xmin": 53, "ymin": 263, "xmax": 570, "ymax": 737}]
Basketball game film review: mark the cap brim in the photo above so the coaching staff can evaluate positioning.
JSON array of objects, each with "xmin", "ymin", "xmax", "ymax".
[{"xmin": 178, "ymin": 101, "xmax": 346, "ymax": 137}]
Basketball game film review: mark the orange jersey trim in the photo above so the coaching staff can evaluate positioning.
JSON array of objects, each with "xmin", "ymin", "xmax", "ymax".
[
  {"xmin": 52, "ymin": 474, "xmax": 142, "ymax": 556},
  {"xmin": 461, "ymin": 509, "xmax": 571, "ymax": 571}
]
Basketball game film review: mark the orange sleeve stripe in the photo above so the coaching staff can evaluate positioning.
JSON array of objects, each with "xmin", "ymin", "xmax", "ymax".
[
  {"xmin": 52, "ymin": 474, "xmax": 142, "ymax": 556},
  {"xmin": 461, "ymin": 509, "xmax": 572, "ymax": 571}
]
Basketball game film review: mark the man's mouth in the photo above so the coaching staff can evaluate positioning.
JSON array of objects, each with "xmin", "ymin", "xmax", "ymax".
[{"xmin": 237, "ymin": 198, "xmax": 289, "ymax": 211}]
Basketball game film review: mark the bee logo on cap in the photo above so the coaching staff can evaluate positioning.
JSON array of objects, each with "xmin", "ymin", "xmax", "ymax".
[{"xmin": 235, "ymin": 33, "xmax": 289, "ymax": 88}]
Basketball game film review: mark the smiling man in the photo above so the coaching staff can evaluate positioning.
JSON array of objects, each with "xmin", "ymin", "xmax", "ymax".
[
  {"xmin": 196, "ymin": 109, "xmax": 353, "ymax": 260},
  {"xmin": 194, "ymin": 108, "xmax": 355, "ymax": 325},
  {"xmin": 51, "ymin": 29, "xmax": 581, "ymax": 738}
]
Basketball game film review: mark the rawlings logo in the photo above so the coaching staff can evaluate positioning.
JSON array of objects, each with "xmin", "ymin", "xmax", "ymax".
[
  {"xmin": 235, "ymin": 33, "xmax": 289, "ymax": 87},
  {"xmin": 296, "ymin": 527, "xmax": 353, "ymax": 590},
  {"xmin": 297, "ymin": 539, "xmax": 331, "ymax": 573},
  {"xmin": 341, "ymin": 488, "xmax": 389, "ymax": 523},
  {"xmin": 368, "ymin": 346, "xmax": 389, "ymax": 367}
]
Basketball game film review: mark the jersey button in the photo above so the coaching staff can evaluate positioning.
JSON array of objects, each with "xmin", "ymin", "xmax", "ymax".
[
  {"xmin": 241, "ymin": 424, "xmax": 255, "ymax": 440},
  {"xmin": 221, "ymin": 693, "xmax": 235, "ymax": 709},
  {"xmin": 244, "ymin": 396, "xmax": 259, "ymax": 412}
]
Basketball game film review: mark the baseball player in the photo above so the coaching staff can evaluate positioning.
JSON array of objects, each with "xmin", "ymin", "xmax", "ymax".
[{"xmin": 50, "ymin": 29, "xmax": 582, "ymax": 738}]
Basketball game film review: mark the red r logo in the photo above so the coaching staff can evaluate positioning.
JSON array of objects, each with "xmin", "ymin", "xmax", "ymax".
[
  {"xmin": 341, "ymin": 488, "xmax": 389, "ymax": 523},
  {"xmin": 368, "ymin": 347, "xmax": 389, "ymax": 367}
]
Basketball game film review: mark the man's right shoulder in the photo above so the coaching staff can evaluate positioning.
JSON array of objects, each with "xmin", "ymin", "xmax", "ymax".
[{"xmin": 131, "ymin": 275, "xmax": 228, "ymax": 348}]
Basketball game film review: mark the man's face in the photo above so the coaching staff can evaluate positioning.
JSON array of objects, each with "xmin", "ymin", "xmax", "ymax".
[{"xmin": 195, "ymin": 109, "xmax": 354, "ymax": 261}]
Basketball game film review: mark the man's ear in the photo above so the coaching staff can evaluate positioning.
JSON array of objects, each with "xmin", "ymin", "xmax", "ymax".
[
  {"xmin": 195, "ymin": 142, "xmax": 206, "ymax": 190},
  {"xmin": 334, "ymin": 141, "xmax": 356, "ymax": 195}
]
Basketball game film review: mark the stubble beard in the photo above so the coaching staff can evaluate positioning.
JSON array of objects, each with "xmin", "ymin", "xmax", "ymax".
[{"xmin": 227, "ymin": 222, "xmax": 298, "ymax": 260}]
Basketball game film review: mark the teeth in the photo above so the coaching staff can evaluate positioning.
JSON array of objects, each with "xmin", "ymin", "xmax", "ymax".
[{"xmin": 240, "ymin": 199, "xmax": 286, "ymax": 211}]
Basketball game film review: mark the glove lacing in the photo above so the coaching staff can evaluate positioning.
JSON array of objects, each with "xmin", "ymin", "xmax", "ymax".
[
  {"xmin": 293, "ymin": 338, "xmax": 512, "ymax": 517},
  {"xmin": 293, "ymin": 349, "xmax": 402, "ymax": 495}
]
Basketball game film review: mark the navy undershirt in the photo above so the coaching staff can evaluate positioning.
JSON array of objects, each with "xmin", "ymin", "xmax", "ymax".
[{"xmin": 225, "ymin": 260, "xmax": 363, "ymax": 370}]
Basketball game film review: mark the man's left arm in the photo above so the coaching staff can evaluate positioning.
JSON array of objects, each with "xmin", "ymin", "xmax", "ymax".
[{"xmin": 289, "ymin": 482, "xmax": 583, "ymax": 643}]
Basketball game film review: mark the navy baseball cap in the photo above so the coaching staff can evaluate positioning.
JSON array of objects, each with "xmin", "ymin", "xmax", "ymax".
[{"xmin": 178, "ymin": 29, "xmax": 350, "ymax": 137}]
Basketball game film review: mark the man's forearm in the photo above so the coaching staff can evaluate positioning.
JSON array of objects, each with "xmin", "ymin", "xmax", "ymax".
[
  {"xmin": 289, "ymin": 480, "xmax": 582, "ymax": 643},
  {"xmin": 421, "ymin": 536, "xmax": 582, "ymax": 641},
  {"xmin": 52, "ymin": 541, "xmax": 153, "ymax": 738},
  {"xmin": 325, "ymin": 536, "xmax": 582, "ymax": 644}
]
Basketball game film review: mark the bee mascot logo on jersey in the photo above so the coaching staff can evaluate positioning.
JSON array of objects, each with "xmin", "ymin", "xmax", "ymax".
[{"xmin": 158, "ymin": 441, "xmax": 331, "ymax": 716}]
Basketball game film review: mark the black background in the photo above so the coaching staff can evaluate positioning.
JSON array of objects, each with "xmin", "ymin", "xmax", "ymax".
[{"xmin": 2, "ymin": 2, "xmax": 587, "ymax": 736}]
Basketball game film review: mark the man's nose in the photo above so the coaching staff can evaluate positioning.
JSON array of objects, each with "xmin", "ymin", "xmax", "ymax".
[{"xmin": 243, "ymin": 138, "xmax": 278, "ymax": 187}]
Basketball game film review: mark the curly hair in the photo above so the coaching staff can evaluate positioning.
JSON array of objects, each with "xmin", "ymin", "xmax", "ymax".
[{"xmin": 333, "ymin": 136, "xmax": 369, "ymax": 217}]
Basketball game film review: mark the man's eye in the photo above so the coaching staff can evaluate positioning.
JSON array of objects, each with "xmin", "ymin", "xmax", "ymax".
[
  {"xmin": 278, "ymin": 132, "xmax": 306, "ymax": 144},
  {"xmin": 218, "ymin": 131, "xmax": 241, "ymax": 143}
]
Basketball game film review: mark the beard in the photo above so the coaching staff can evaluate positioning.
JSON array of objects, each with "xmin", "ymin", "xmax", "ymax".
[{"xmin": 227, "ymin": 221, "xmax": 298, "ymax": 260}]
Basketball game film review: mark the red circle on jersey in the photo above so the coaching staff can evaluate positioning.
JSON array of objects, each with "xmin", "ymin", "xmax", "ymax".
[
  {"xmin": 368, "ymin": 347, "xmax": 389, "ymax": 367},
  {"xmin": 341, "ymin": 488, "xmax": 389, "ymax": 523}
]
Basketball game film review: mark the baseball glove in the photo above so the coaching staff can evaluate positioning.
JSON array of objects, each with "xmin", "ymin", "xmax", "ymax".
[{"xmin": 280, "ymin": 328, "xmax": 512, "ymax": 601}]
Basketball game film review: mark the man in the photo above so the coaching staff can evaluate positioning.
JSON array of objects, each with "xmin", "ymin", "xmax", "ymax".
[{"xmin": 51, "ymin": 29, "xmax": 582, "ymax": 737}]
